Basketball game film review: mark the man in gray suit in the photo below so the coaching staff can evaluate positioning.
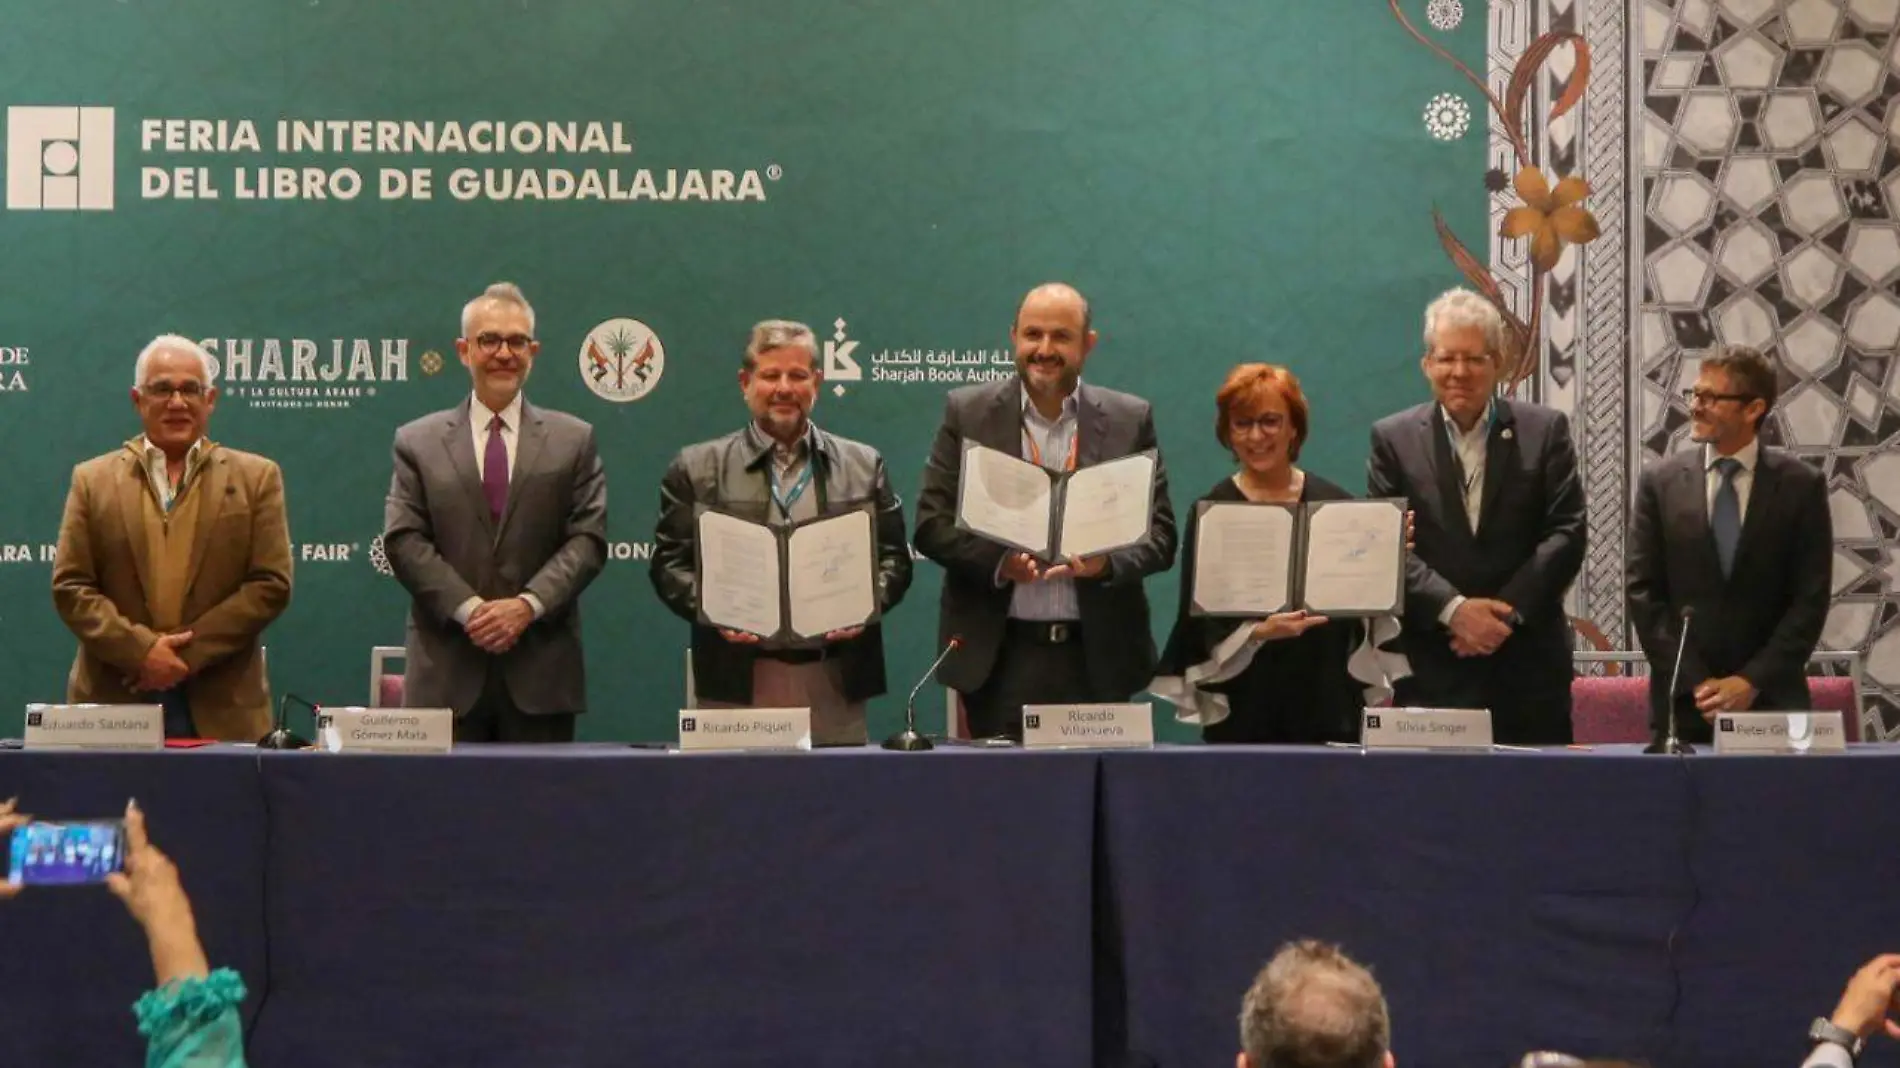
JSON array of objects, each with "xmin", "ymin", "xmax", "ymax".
[
  {"xmin": 383, "ymin": 282, "xmax": 607, "ymax": 742},
  {"xmin": 1626, "ymin": 344, "xmax": 1831, "ymax": 746},
  {"xmin": 914, "ymin": 282, "xmax": 1176, "ymax": 740}
]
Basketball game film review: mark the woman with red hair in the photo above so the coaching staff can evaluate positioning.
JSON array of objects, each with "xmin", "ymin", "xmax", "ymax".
[{"xmin": 1149, "ymin": 364, "xmax": 1406, "ymax": 743}]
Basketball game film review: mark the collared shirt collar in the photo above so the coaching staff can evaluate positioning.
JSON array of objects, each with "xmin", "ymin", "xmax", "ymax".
[
  {"xmin": 140, "ymin": 435, "xmax": 208, "ymax": 466},
  {"xmin": 1019, "ymin": 380, "xmax": 1081, "ymax": 423},
  {"xmin": 1705, "ymin": 435, "xmax": 1759, "ymax": 474},
  {"xmin": 744, "ymin": 418, "xmax": 817, "ymax": 465},
  {"xmin": 471, "ymin": 391, "xmax": 525, "ymax": 432},
  {"xmin": 1440, "ymin": 398, "xmax": 1495, "ymax": 443}
]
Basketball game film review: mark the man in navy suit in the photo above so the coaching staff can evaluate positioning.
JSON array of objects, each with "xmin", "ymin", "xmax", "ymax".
[
  {"xmin": 1626, "ymin": 344, "xmax": 1831, "ymax": 745},
  {"xmin": 1368, "ymin": 287, "xmax": 1586, "ymax": 744}
]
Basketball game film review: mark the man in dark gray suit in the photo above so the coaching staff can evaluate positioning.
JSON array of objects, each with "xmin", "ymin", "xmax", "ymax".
[
  {"xmin": 383, "ymin": 282, "xmax": 607, "ymax": 742},
  {"xmin": 650, "ymin": 319, "xmax": 912, "ymax": 746},
  {"xmin": 914, "ymin": 282, "xmax": 1176, "ymax": 740},
  {"xmin": 1626, "ymin": 344, "xmax": 1831, "ymax": 746},
  {"xmin": 1367, "ymin": 287, "xmax": 1585, "ymax": 745}
]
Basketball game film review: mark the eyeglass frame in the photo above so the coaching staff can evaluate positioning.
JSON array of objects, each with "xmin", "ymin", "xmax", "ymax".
[{"xmin": 469, "ymin": 332, "xmax": 536, "ymax": 356}]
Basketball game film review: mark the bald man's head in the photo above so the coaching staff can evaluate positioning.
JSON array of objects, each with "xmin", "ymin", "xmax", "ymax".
[
  {"xmin": 1015, "ymin": 282, "xmax": 1092, "ymax": 334},
  {"xmin": 1011, "ymin": 282, "xmax": 1096, "ymax": 407}
]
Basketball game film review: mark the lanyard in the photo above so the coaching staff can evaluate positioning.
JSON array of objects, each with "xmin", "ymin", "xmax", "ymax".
[
  {"xmin": 1443, "ymin": 405, "xmax": 1493, "ymax": 499},
  {"xmin": 769, "ymin": 461, "xmax": 815, "ymax": 519},
  {"xmin": 1024, "ymin": 427, "xmax": 1079, "ymax": 472}
]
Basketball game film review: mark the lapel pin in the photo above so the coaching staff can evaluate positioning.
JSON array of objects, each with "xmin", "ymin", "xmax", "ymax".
[{"xmin": 1501, "ymin": 428, "xmax": 1514, "ymax": 441}]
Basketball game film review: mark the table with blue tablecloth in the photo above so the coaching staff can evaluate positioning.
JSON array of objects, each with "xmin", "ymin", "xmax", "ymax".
[{"xmin": 3, "ymin": 743, "xmax": 1898, "ymax": 1068}]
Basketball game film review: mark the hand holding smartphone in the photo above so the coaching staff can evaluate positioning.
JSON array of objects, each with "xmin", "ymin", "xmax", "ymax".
[{"xmin": 6, "ymin": 818, "xmax": 127, "ymax": 887}]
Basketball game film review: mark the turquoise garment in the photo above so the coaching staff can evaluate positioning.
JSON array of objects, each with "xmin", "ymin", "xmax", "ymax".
[{"xmin": 131, "ymin": 969, "xmax": 248, "ymax": 1068}]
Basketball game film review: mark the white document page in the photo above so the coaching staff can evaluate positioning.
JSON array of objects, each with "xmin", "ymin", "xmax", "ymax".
[
  {"xmin": 1056, "ymin": 453, "xmax": 1156, "ymax": 559},
  {"xmin": 1192, "ymin": 502, "xmax": 1295, "ymax": 615},
  {"xmin": 697, "ymin": 510, "xmax": 783, "ymax": 637},
  {"xmin": 958, "ymin": 443, "xmax": 1055, "ymax": 556},
  {"xmin": 1301, "ymin": 500, "xmax": 1404, "ymax": 614},
  {"xmin": 787, "ymin": 510, "xmax": 877, "ymax": 638}
]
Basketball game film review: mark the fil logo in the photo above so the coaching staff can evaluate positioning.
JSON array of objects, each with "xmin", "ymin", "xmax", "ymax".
[
  {"xmin": 6, "ymin": 106, "xmax": 115, "ymax": 210},
  {"xmin": 1719, "ymin": 717, "xmax": 1735, "ymax": 733},
  {"xmin": 681, "ymin": 717, "xmax": 698, "ymax": 733},
  {"xmin": 1366, "ymin": 714, "xmax": 1383, "ymax": 730},
  {"xmin": 823, "ymin": 317, "xmax": 861, "ymax": 385},
  {"xmin": 1023, "ymin": 713, "xmax": 1041, "ymax": 730},
  {"xmin": 26, "ymin": 711, "xmax": 42, "ymax": 728}
]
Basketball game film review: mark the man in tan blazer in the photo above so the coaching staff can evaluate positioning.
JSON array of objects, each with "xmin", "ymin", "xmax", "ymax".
[{"xmin": 52, "ymin": 334, "xmax": 293, "ymax": 740}]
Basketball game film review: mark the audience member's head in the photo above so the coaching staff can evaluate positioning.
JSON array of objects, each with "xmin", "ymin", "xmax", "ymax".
[{"xmin": 1238, "ymin": 940, "xmax": 1393, "ymax": 1068}]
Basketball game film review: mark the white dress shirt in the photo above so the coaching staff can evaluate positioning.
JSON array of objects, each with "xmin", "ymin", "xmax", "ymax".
[
  {"xmin": 1704, "ymin": 435, "xmax": 1759, "ymax": 519},
  {"xmin": 1801, "ymin": 1040, "xmax": 1853, "ymax": 1068},
  {"xmin": 1005, "ymin": 384, "xmax": 1081, "ymax": 621},
  {"xmin": 1437, "ymin": 401, "xmax": 1492, "ymax": 626},
  {"xmin": 453, "ymin": 391, "xmax": 543, "ymax": 625}
]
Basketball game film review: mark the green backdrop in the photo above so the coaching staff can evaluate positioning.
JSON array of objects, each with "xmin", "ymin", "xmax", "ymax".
[{"xmin": 0, "ymin": 0, "xmax": 1486, "ymax": 742}]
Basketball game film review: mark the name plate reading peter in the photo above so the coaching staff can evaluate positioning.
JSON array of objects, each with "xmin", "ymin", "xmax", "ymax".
[
  {"xmin": 1021, "ymin": 704, "xmax": 1155, "ymax": 749},
  {"xmin": 1714, "ymin": 711, "xmax": 1848, "ymax": 754},
  {"xmin": 23, "ymin": 704, "xmax": 163, "ymax": 750},
  {"xmin": 677, "ymin": 708, "xmax": 812, "ymax": 752},
  {"xmin": 317, "ymin": 707, "xmax": 453, "ymax": 753},
  {"xmin": 1360, "ymin": 707, "xmax": 1494, "ymax": 750}
]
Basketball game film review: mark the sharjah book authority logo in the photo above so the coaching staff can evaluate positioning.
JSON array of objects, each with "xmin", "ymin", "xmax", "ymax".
[
  {"xmin": 579, "ymin": 318, "xmax": 664, "ymax": 403},
  {"xmin": 7, "ymin": 106, "xmax": 115, "ymax": 210}
]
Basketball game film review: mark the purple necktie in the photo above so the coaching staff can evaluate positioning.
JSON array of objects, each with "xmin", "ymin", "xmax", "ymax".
[{"xmin": 483, "ymin": 414, "xmax": 509, "ymax": 522}]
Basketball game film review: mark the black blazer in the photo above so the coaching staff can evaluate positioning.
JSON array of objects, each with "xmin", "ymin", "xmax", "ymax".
[
  {"xmin": 1154, "ymin": 473, "xmax": 1368, "ymax": 744},
  {"xmin": 1625, "ymin": 444, "xmax": 1831, "ymax": 740},
  {"xmin": 913, "ymin": 378, "xmax": 1177, "ymax": 699},
  {"xmin": 1367, "ymin": 398, "xmax": 1585, "ymax": 743}
]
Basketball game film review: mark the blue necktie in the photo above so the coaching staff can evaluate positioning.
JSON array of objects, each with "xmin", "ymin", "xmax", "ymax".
[{"xmin": 1712, "ymin": 457, "xmax": 1742, "ymax": 578}]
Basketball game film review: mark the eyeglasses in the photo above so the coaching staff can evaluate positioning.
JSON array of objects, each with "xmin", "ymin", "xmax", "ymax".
[
  {"xmin": 473, "ymin": 332, "xmax": 534, "ymax": 356},
  {"xmin": 1427, "ymin": 353, "xmax": 1491, "ymax": 370},
  {"xmin": 1228, "ymin": 413, "xmax": 1288, "ymax": 436},
  {"xmin": 141, "ymin": 382, "xmax": 207, "ymax": 402},
  {"xmin": 1682, "ymin": 388, "xmax": 1754, "ymax": 407}
]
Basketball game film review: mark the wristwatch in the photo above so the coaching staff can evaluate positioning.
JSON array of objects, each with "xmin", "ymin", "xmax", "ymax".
[{"xmin": 1809, "ymin": 1017, "xmax": 1864, "ymax": 1060}]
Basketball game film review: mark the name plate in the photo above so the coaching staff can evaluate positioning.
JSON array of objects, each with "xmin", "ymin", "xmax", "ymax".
[
  {"xmin": 1714, "ymin": 711, "xmax": 1848, "ymax": 754},
  {"xmin": 1360, "ymin": 707, "xmax": 1494, "ymax": 750},
  {"xmin": 1021, "ymin": 703, "xmax": 1155, "ymax": 749},
  {"xmin": 23, "ymin": 704, "xmax": 163, "ymax": 750},
  {"xmin": 317, "ymin": 707, "xmax": 453, "ymax": 753},
  {"xmin": 677, "ymin": 708, "xmax": 811, "ymax": 751}
]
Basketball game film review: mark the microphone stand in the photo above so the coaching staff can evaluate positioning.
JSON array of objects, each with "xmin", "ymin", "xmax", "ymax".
[
  {"xmin": 257, "ymin": 692, "xmax": 316, "ymax": 750},
  {"xmin": 1645, "ymin": 608, "xmax": 1696, "ymax": 755},
  {"xmin": 885, "ymin": 638, "xmax": 960, "ymax": 751}
]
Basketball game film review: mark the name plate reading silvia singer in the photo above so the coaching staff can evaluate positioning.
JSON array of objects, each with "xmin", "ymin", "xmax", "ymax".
[
  {"xmin": 1714, "ymin": 711, "xmax": 1847, "ymax": 754},
  {"xmin": 677, "ymin": 708, "xmax": 812, "ymax": 751},
  {"xmin": 1021, "ymin": 704, "xmax": 1155, "ymax": 749},
  {"xmin": 1360, "ymin": 707, "xmax": 1494, "ymax": 750},
  {"xmin": 317, "ymin": 707, "xmax": 453, "ymax": 753},
  {"xmin": 24, "ymin": 704, "xmax": 163, "ymax": 750}
]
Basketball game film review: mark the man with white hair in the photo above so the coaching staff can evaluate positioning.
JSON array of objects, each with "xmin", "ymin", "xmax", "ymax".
[
  {"xmin": 52, "ymin": 334, "xmax": 293, "ymax": 740},
  {"xmin": 1237, "ymin": 940, "xmax": 1396, "ymax": 1068},
  {"xmin": 383, "ymin": 282, "xmax": 606, "ymax": 742},
  {"xmin": 1368, "ymin": 287, "xmax": 1585, "ymax": 744}
]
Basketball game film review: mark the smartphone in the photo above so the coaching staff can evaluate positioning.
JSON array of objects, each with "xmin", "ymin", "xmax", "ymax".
[{"xmin": 6, "ymin": 819, "xmax": 127, "ymax": 887}]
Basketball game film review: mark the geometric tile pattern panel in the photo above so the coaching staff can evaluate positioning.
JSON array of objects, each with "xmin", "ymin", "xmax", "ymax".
[{"xmin": 1632, "ymin": 0, "xmax": 1900, "ymax": 739}]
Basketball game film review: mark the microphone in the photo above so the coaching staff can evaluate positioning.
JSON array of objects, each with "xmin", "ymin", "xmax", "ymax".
[
  {"xmin": 257, "ymin": 692, "xmax": 317, "ymax": 750},
  {"xmin": 1645, "ymin": 607, "xmax": 1696, "ymax": 755},
  {"xmin": 884, "ymin": 636, "xmax": 960, "ymax": 751}
]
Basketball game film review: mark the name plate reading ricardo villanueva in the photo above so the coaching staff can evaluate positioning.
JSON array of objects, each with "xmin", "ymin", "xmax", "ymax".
[
  {"xmin": 23, "ymin": 704, "xmax": 163, "ymax": 750},
  {"xmin": 1359, "ymin": 707, "xmax": 1494, "ymax": 750},
  {"xmin": 1020, "ymin": 704, "xmax": 1155, "ymax": 749},
  {"xmin": 317, "ymin": 707, "xmax": 453, "ymax": 753},
  {"xmin": 677, "ymin": 708, "xmax": 812, "ymax": 751},
  {"xmin": 1713, "ymin": 711, "xmax": 1848, "ymax": 754}
]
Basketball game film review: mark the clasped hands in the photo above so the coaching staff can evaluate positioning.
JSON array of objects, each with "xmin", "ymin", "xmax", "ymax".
[
  {"xmin": 1449, "ymin": 598, "xmax": 1515, "ymax": 657},
  {"xmin": 127, "ymin": 630, "xmax": 195, "ymax": 693},
  {"xmin": 465, "ymin": 597, "xmax": 534, "ymax": 654},
  {"xmin": 1001, "ymin": 551, "xmax": 1106, "ymax": 584},
  {"xmin": 1693, "ymin": 675, "xmax": 1757, "ymax": 720}
]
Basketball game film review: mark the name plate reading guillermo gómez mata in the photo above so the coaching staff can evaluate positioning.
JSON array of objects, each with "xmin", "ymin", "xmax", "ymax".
[{"xmin": 317, "ymin": 707, "xmax": 453, "ymax": 753}]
